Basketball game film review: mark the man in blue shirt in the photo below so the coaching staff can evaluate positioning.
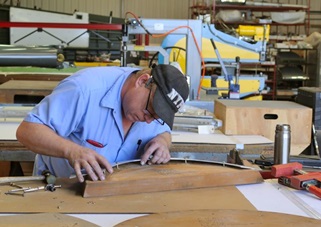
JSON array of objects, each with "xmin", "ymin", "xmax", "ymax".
[{"xmin": 16, "ymin": 64, "xmax": 189, "ymax": 182}]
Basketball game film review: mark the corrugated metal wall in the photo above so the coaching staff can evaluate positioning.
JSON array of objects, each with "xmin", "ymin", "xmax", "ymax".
[
  {"xmin": 15, "ymin": 0, "xmax": 190, "ymax": 45},
  {"xmin": 13, "ymin": 1, "xmax": 321, "ymax": 18},
  {"xmin": 17, "ymin": 0, "xmax": 190, "ymax": 19},
  {"xmin": 18, "ymin": 0, "xmax": 121, "ymax": 16},
  {"xmin": 10, "ymin": 0, "xmax": 321, "ymax": 34}
]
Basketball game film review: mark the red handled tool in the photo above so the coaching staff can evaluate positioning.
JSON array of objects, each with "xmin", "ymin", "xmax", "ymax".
[{"xmin": 271, "ymin": 162, "xmax": 321, "ymax": 199}]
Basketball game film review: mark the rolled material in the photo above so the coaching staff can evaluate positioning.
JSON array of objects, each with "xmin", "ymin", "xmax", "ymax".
[{"xmin": 0, "ymin": 45, "xmax": 60, "ymax": 68}]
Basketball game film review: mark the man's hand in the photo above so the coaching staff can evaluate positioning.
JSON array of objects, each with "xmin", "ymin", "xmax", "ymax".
[
  {"xmin": 66, "ymin": 147, "xmax": 113, "ymax": 183},
  {"xmin": 16, "ymin": 121, "xmax": 113, "ymax": 183},
  {"xmin": 140, "ymin": 132, "xmax": 171, "ymax": 165}
]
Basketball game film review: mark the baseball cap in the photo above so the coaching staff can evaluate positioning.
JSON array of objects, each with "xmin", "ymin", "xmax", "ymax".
[{"xmin": 151, "ymin": 64, "xmax": 189, "ymax": 129}]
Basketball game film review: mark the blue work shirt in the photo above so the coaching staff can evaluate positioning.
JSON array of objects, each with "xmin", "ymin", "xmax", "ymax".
[{"xmin": 24, "ymin": 66, "xmax": 170, "ymax": 178}]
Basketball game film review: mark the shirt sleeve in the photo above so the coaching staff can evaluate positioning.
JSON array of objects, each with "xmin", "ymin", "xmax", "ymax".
[{"xmin": 24, "ymin": 79, "xmax": 87, "ymax": 137}]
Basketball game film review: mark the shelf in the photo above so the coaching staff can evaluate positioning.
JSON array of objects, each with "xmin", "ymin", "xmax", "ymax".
[
  {"xmin": 276, "ymin": 89, "xmax": 298, "ymax": 96},
  {"xmin": 212, "ymin": 4, "xmax": 308, "ymax": 12},
  {"xmin": 203, "ymin": 1, "xmax": 311, "ymax": 35},
  {"xmin": 275, "ymin": 47, "xmax": 313, "ymax": 100},
  {"xmin": 189, "ymin": 1, "xmax": 311, "ymax": 101},
  {"xmin": 213, "ymin": 21, "xmax": 306, "ymax": 26}
]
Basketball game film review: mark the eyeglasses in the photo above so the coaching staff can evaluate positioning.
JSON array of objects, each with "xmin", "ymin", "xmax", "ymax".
[{"xmin": 144, "ymin": 86, "xmax": 165, "ymax": 125}]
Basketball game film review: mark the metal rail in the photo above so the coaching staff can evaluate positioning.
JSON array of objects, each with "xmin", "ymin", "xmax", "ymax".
[{"xmin": 112, "ymin": 157, "xmax": 261, "ymax": 171}]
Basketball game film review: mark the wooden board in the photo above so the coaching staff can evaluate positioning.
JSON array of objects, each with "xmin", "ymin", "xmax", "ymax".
[
  {"xmin": 0, "ymin": 72, "xmax": 69, "ymax": 84},
  {"xmin": 0, "ymin": 161, "xmax": 10, "ymax": 177},
  {"xmin": 214, "ymin": 99, "xmax": 313, "ymax": 155},
  {"xmin": 83, "ymin": 161, "xmax": 263, "ymax": 198},
  {"xmin": 0, "ymin": 213, "xmax": 99, "ymax": 227},
  {"xmin": 0, "ymin": 80, "xmax": 59, "ymax": 90},
  {"xmin": 116, "ymin": 209, "xmax": 321, "ymax": 227}
]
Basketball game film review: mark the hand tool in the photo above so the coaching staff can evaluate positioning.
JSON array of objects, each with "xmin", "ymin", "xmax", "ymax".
[
  {"xmin": 44, "ymin": 183, "xmax": 61, "ymax": 192},
  {"xmin": 23, "ymin": 184, "xmax": 62, "ymax": 193},
  {"xmin": 271, "ymin": 162, "xmax": 321, "ymax": 199},
  {"xmin": 0, "ymin": 170, "xmax": 56, "ymax": 185},
  {"xmin": 4, "ymin": 183, "xmax": 31, "ymax": 196},
  {"xmin": 5, "ymin": 183, "xmax": 62, "ymax": 196}
]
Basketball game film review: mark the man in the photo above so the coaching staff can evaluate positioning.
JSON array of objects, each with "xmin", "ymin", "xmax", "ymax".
[{"xmin": 16, "ymin": 64, "xmax": 189, "ymax": 182}]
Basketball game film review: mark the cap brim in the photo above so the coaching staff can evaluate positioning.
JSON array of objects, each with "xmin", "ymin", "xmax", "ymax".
[{"xmin": 153, "ymin": 87, "xmax": 175, "ymax": 130}]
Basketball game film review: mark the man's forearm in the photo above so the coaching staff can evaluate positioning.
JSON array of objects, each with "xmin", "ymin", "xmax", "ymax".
[
  {"xmin": 16, "ymin": 121, "xmax": 114, "ymax": 182},
  {"xmin": 16, "ymin": 121, "xmax": 80, "ymax": 159}
]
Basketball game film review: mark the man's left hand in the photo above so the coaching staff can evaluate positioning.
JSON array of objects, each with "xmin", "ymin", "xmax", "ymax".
[{"xmin": 140, "ymin": 132, "xmax": 171, "ymax": 165}]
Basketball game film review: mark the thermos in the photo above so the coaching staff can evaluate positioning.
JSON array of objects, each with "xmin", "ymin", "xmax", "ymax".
[{"xmin": 274, "ymin": 124, "xmax": 291, "ymax": 165}]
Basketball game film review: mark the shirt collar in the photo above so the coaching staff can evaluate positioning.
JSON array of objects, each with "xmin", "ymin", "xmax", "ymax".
[{"xmin": 100, "ymin": 69, "xmax": 139, "ymax": 109}]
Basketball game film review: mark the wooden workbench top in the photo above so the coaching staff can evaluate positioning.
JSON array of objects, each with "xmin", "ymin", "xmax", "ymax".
[
  {"xmin": 0, "ymin": 80, "xmax": 59, "ymax": 90},
  {"xmin": 0, "ymin": 177, "xmax": 256, "ymax": 214}
]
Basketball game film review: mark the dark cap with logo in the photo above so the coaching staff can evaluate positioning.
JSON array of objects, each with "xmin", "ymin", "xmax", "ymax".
[{"xmin": 151, "ymin": 64, "xmax": 189, "ymax": 129}]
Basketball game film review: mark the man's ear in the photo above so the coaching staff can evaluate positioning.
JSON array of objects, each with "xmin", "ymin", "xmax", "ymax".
[{"xmin": 136, "ymin": 73, "xmax": 151, "ymax": 87}]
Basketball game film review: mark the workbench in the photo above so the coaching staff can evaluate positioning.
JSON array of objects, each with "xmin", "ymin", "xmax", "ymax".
[
  {"xmin": 0, "ymin": 133, "xmax": 274, "ymax": 162},
  {"xmin": 0, "ymin": 102, "xmax": 274, "ymax": 177},
  {"xmin": 0, "ymin": 178, "xmax": 320, "ymax": 226},
  {"xmin": 0, "ymin": 80, "xmax": 59, "ymax": 103},
  {"xmin": 0, "ymin": 127, "xmax": 274, "ymax": 176},
  {"xmin": 0, "ymin": 67, "xmax": 79, "ymax": 84},
  {"xmin": 0, "ymin": 72, "xmax": 69, "ymax": 84},
  {"xmin": 0, "ymin": 108, "xmax": 320, "ymax": 226}
]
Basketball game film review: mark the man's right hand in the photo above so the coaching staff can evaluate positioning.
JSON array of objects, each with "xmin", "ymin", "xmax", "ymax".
[
  {"xmin": 16, "ymin": 121, "xmax": 113, "ymax": 183},
  {"xmin": 66, "ymin": 147, "xmax": 113, "ymax": 183}
]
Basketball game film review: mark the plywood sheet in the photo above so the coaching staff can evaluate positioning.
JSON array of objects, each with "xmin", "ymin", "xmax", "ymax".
[
  {"xmin": 214, "ymin": 99, "xmax": 312, "ymax": 155},
  {"xmin": 83, "ymin": 161, "xmax": 263, "ymax": 197},
  {"xmin": 0, "ymin": 178, "xmax": 256, "ymax": 214},
  {"xmin": 116, "ymin": 209, "xmax": 321, "ymax": 227},
  {"xmin": 172, "ymin": 130, "xmax": 272, "ymax": 145}
]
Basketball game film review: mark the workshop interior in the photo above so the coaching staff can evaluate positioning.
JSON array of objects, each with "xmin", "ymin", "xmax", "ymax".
[{"xmin": 0, "ymin": 0, "xmax": 321, "ymax": 226}]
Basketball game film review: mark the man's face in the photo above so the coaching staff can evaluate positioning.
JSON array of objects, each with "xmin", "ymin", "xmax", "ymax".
[
  {"xmin": 122, "ymin": 82, "xmax": 158, "ymax": 124},
  {"xmin": 143, "ymin": 84, "xmax": 164, "ymax": 125}
]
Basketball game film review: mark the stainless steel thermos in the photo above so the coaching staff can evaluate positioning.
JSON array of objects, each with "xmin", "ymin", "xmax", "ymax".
[{"xmin": 274, "ymin": 124, "xmax": 291, "ymax": 165}]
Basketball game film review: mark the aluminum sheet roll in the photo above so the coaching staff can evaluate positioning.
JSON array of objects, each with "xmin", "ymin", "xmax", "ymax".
[{"xmin": 0, "ymin": 45, "xmax": 60, "ymax": 68}]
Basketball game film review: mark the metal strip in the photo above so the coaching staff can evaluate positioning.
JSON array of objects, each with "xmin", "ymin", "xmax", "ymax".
[{"xmin": 112, "ymin": 157, "xmax": 260, "ymax": 170}]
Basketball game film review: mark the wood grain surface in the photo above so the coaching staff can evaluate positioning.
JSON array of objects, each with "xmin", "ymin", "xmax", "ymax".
[
  {"xmin": 0, "ymin": 178, "xmax": 256, "ymax": 213},
  {"xmin": 83, "ymin": 161, "xmax": 263, "ymax": 197},
  {"xmin": 0, "ymin": 213, "xmax": 99, "ymax": 227},
  {"xmin": 116, "ymin": 209, "xmax": 321, "ymax": 227}
]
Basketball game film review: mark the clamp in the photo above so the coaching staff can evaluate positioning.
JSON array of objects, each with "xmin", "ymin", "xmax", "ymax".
[{"xmin": 272, "ymin": 162, "xmax": 321, "ymax": 199}]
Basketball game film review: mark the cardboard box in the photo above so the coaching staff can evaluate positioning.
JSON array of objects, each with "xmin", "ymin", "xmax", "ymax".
[{"xmin": 214, "ymin": 99, "xmax": 313, "ymax": 155}]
